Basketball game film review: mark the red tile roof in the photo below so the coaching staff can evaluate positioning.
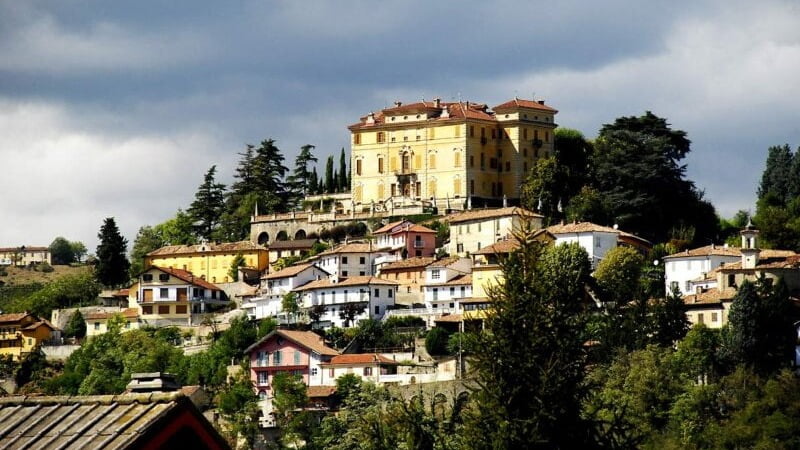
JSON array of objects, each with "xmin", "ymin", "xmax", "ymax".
[
  {"xmin": 150, "ymin": 266, "xmax": 221, "ymax": 291},
  {"xmin": 146, "ymin": 241, "xmax": 266, "ymax": 257},
  {"xmin": 493, "ymin": 98, "xmax": 558, "ymax": 113},
  {"xmin": 317, "ymin": 242, "xmax": 378, "ymax": 256},
  {"xmin": 267, "ymin": 239, "xmax": 318, "ymax": 251},
  {"xmin": 307, "ymin": 386, "xmax": 336, "ymax": 398},
  {"xmin": 294, "ymin": 276, "xmax": 399, "ymax": 291},
  {"xmin": 85, "ymin": 308, "xmax": 140, "ymax": 321},
  {"xmin": 380, "ymin": 257, "xmax": 436, "ymax": 271},
  {"xmin": 0, "ymin": 313, "xmax": 32, "ymax": 324},
  {"xmin": 245, "ymin": 329, "xmax": 340, "ymax": 356},
  {"xmin": 327, "ymin": 354, "xmax": 398, "ymax": 365},
  {"xmin": 473, "ymin": 239, "xmax": 521, "ymax": 255}
]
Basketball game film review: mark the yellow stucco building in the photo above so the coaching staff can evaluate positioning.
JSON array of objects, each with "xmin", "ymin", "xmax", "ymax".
[
  {"xmin": 348, "ymin": 97, "xmax": 557, "ymax": 210},
  {"xmin": 144, "ymin": 241, "xmax": 268, "ymax": 284},
  {"xmin": 0, "ymin": 313, "xmax": 56, "ymax": 361}
]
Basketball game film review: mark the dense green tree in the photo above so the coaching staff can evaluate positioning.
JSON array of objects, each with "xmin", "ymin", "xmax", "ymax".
[
  {"xmin": 324, "ymin": 155, "xmax": 335, "ymax": 193},
  {"xmin": 188, "ymin": 165, "xmax": 226, "ymax": 241},
  {"xmin": 649, "ymin": 287, "xmax": 690, "ymax": 347},
  {"xmin": 49, "ymin": 237, "xmax": 76, "ymax": 265},
  {"xmin": 789, "ymin": 148, "xmax": 800, "ymax": 199},
  {"xmin": 129, "ymin": 225, "xmax": 165, "ymax": 276},
  {"xmin": 466, "ymin": 238, "xmax": 592, "ymax": 448},
  {"xmin": 217, "ymin": 370, "xmax": 260, "ymax": 448},
  {"xmin": 721, "ymin": 277, "xmax": 795, "ymax": 374},
  {"xmin": 758, "ymin": 144, "xmax": 793, "ymax": 202},
  {"xmin": 425, "ymin": 327, "xmax": 450, "ymax": 356},
  {"xmin": 64, "ymin": 310, "xmax": 87, "ymax": 339},
  {"xmin": 217, "ymin": 140, "xmax": 289, "ymax": 240},
  {"xmin": 521, "ymin": 128, "xmax": 592, "ymax": 221},
  {"xmin": 95, "ymin": 218, "xmax": 130, "ymax": 287},
  {"xmin": 339, "ymin": 302, "xmax": 365, "ymax": 328},
  {"xmin": 594, "ymin": 246, "xmax": 644, "ymax": 305},
  {"xmin": 70, "ymin": 241, "xmax": 87, "ymax": 262},
  {"xmin": 228, "ymin": 252, "xmax": 246, "ymax": 282},
  {"xmin": 590, "ymin": 125, "xmax": 717, "ymax": 244},
  {"xmin": 281, "ymin": 292, "xmax": 300, "ymax": 325}
]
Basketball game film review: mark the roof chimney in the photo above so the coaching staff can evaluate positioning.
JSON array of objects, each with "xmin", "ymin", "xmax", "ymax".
[
  {"xmin": 433, "ymin": 98, "xmax": 441, "ymax": 108},
  {"xmin": 394, "ymin": 101, "xmax": 402, "ymax": 107},
  {"xmin": 538, "ymin": 100, "xmax": 545, "ymax": 105},
  {"xmin": 127, "ymin": 372, "xmax": 181, "ymax": 393}
]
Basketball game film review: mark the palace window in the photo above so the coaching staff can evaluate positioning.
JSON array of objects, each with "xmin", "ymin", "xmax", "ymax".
[
  {"xmin": 356, "ymin": 159, "xmax": 362, "ymax": 175},
  {"xmin": 377, "ymin": 132, "xmax": 385, "ymax": 143}
]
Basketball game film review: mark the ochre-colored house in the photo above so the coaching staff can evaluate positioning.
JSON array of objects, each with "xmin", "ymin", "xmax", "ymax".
[
  {"xmin": 0, "ymin": 313, "xmax": 56, "ymax": 361},
  {"xmin": 144, "ymin": 241, "xmax": 268, "ymax": 284}
]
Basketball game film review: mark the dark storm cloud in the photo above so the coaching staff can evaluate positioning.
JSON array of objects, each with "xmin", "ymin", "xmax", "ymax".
[{"xmin": 1, "ymin": 0, "xmax": 798, "ymax": 249}]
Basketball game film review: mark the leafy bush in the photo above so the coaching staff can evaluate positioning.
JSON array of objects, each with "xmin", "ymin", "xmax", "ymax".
[
  {"xmin": 38, "ymin": 262, "xmax": 55, "ymax": 273},
  {"xmin": 425, "ymin": 327, "xmax": 450, "ymax": 356}
]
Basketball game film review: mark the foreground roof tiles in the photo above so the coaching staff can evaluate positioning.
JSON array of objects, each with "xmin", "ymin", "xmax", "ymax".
[{"xmin": 0, "ymin": 392, "xmax": 229, "ymax": 450}]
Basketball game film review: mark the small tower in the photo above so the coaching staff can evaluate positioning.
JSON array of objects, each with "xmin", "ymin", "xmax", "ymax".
[{"xmin": 740, "ymin": 219, "xmax": 761, "ymax": 269}]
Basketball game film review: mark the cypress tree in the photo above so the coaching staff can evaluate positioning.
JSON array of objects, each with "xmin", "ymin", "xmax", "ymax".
[
  {"xmin": 324, "ymin": 155, "xmax": 335, "ymax": 194},
  {"xmin": 338, "ymin": 147, "xmax": 348, "ymax": 191},
  {"xmin": 95, "ymin": 217, "xmax": 131, "ymax": 287}
]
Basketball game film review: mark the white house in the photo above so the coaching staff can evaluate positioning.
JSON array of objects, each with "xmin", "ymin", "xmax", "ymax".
[
  {"xmin": 313, "ymin": 242, "xmax": 389, "ymax": 278},
  {"xmin": 663, "ymin": 245, "xmax": 741, "ymax": 296},
  {"xmin": 546, "ymin": 222, "xmax": 651, "ymax": 268},
  {"xmin": 423, "ymin": 257, "xmax": 473, "ymax": 312},
  {"xmin": 294, "ymin": 276, "xmax": 399, "ymax": 328},
  {"xmin": 243, "ymin": 263, "xmax": 329, "ymax": 320},
  {"xmin": 447, "ymin": 207, "xmax": 543, "ymax": 257}
]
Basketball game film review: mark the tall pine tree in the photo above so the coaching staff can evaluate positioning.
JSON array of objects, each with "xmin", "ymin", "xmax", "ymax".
[
  {"xmin": 466, "ymin": 237, "xmax": 592, "ymax": 448},
  {"xmin": 308, "ymin": 167, "xmax": 319, "ymax": 196},
  {"xmin": 95, "ymin": 217, "xmax": 131, "ymax": 287},
  {"xmin": 188, "ymin": 165, "xmax": 226, "ymax": 241},
  {"xmin": 287, "ymin": 144, "xmax": 318, "ymax": 204}
]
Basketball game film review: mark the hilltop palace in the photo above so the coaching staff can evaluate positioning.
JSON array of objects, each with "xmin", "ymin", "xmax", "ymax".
[{"xmin": 251, "ymin": 97, "xmax": 557, "ymax": 244}]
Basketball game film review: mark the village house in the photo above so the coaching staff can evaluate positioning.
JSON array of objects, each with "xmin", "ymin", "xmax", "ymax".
[
  {"xmin": 243, "ymin": 262, "xmax": 329, "ymax": 321},
  {"xmin": 313, "ymin": 242, "xmax": 389, "ymax": 278},
  {"xmin": 373, "ymin": 220, "xmax": 437, "ymax": 259},
  {"xmin": 293, "ymin": 276, "xmax": 399, "ymax": 329},
  {"xmin": 377, "ymin": 256, "xmax": 436, "ymax": 302},
  {"xmin": 85, "ymin": 308, "xmax": 143, "ymax": 337},
  {"xmin": 267, "ymin": 238, "xmax": 318, "ymax": 270},
  {"xmin": 128, "ymin": 266, "xmax": 227, "ymax": 326},
  {"xmin": 447, "ymin": 207, "xmax": 543, "ymax": 257},
  {"xmin": 245, "ymin": 330, "xmax": 340, "ymax": 428},
  {"xmin": 0, "ymin": 313, "xmax": 57, "ymax": 361},
  {"xmin": 319, "ymin": 354, "xmax": 400, "ymax": 385},
  {"xmin": 545, "ymin": 221, "xmax": 651, "ymax": 268},
  {"xmin": 0, "ymin": 246, "xmax": 51, "ymax": 266},
  {"xmin": 683, "ymin": 226, "xmax": 800, "ymax": 328},
  {"xmin": 144, "ymin": 241, "xmax": 268, "ymax": 284},
  {"xmin": 423, "ymin": 257, "xmax": 473, "ymax": 311}
]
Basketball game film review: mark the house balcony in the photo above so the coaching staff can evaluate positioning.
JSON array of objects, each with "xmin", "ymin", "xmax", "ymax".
[
  {"xmin": 252, "ymin": 361, "xmax": 307, "ymax": 370},
  {"xmin": 413, "ymin": 241, "xmax": 425, "ymax": 249}
]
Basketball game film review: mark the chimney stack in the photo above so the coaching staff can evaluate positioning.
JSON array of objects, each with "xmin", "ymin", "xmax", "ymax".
[{"xmin": 127, "ymin": 372, "xmax": 181, "ymax": 393}]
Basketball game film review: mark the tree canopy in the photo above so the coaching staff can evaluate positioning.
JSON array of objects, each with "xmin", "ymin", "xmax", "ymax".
[
  {"xmin": 188, "ymin": 165, "xmax": 226, "ymax": 241},
  {"xmin": 95, "ymin": 218, "xmax": 130, "ymax": 287}
]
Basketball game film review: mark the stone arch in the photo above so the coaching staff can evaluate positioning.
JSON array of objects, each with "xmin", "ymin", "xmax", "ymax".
[
  {"xmin": 294, "ymin": 229, "xmax": 307, "ymax": 240},
  {"xmin": 432, "ymin": 393, "xmax": 448, "ymax": 419},
  {"xmin": 257, "ymin": 232, "xmax": 269, "ymax": 245},
  {"xmin": 276, "ymin": 230, "xmax": 288, "ymax": 241}
]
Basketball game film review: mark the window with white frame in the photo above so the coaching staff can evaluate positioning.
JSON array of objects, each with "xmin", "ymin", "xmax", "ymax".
[{"xmin": 431, "ymin": 269, "xmax": 441, "ymax": 280}]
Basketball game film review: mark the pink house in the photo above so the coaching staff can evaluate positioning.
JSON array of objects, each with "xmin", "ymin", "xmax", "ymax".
[
  {"xmin": 374, "ymin": 220, "xmax": 437, "ymax": 258},
  {"xmin": 244, "ymin": 329, "xmax": 339, "ymax": 427}
]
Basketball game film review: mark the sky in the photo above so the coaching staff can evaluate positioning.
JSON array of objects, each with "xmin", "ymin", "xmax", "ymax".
[{"xmin": 2, "ymin": 0, "xmax": 800, "ymax": 252}]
